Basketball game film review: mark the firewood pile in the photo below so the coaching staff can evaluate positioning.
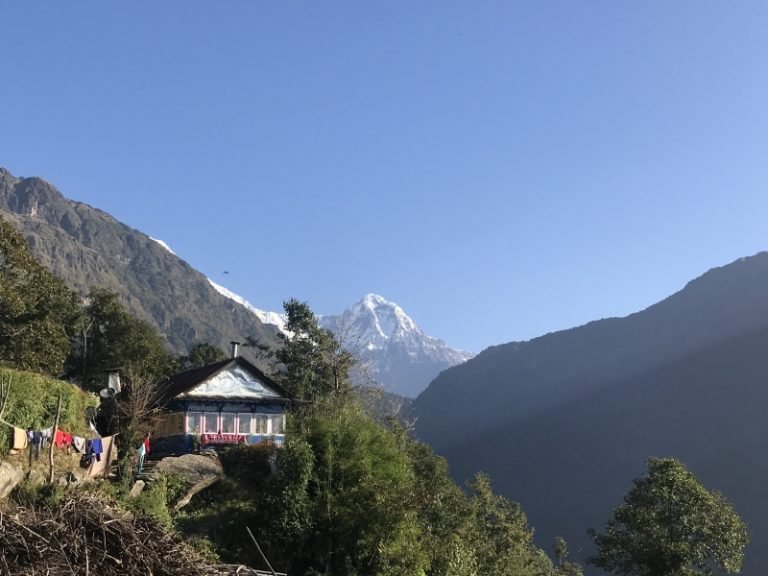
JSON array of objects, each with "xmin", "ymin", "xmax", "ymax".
[{"xmin": 0, "ymin": 493, "xmax": 279, "ymax": 576}]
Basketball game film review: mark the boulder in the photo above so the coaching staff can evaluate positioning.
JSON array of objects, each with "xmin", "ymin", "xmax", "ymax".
[
  {"xmin": 128, "ymin": 480, "xmax": 146, "ymax": 498},
  {"xmin": 0, "ymin": 462, "xmax": 24, "ymax": 499},
  {"xmin": 25, "ymin": 468, "xmax": 46, "ymax": 486},
  {"xmin": 152, "ymin": 454, "xmax": 223, "ymax": 485}
]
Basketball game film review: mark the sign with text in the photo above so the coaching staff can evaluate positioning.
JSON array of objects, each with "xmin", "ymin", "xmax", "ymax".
[{"xmin": 200, "ymin": 433, "xmax": 246, "ymax": 446}]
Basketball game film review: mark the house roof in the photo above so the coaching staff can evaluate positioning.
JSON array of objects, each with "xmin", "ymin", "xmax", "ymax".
[{"xmin": 157, "ymin": 356, "xmax": 291, "ymax": 405}]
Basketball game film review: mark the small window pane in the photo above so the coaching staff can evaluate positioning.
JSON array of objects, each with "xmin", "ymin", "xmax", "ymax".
[
  {"xmin": 187, "ymin": 413, "xmax": 202, "ymax": 434},
  {"xmin": 254, "ymin": 414, "xmax": 269, "ymax": 434},
  {"xmin": 221, "ymin": 413, "xmax": 235, "ymax": 434},
  {"xmin": 204, "ymin": 412, "xmax": 219, "ymax": 434},
  {"xmin": 271, "ymin": 414, "xmax": 285, "ymax": 435},
  {"xmin": 238, "ymin": 414, "xmax": 251, "ymax": 435}
]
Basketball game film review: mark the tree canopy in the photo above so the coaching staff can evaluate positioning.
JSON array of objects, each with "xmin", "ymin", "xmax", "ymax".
[
  {"xmin": 0, "ymin": 217, "xmax": 79, "ymax": 375},
  {"xmin": 179, "ymin": 342, "xmax": 228, "ymax": 369},
  {"xmin": 67, "ymin": 288, "xmax": 177, "ymax": 390},
  {"xmin": 275, "ymin": 298, "xmax": 354, "ymax": 401},
  {"xmin": 588, "ymin": 457, "xmax": 749, "ymax": 576}
]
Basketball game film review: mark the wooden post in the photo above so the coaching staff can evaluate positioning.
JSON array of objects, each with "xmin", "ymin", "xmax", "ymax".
[
  {"xmin": 246, "ymin": 526, "xmax": 277, "ymax": 576},
  {"xmin": 48, "ymin": 394, "xmax": 62, "ymax": 484},
  {"xmin": 0, "ymin": 372, "xmax": 11, "ymax": 421}
]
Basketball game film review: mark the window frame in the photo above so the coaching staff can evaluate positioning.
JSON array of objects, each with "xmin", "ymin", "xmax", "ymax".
[
  {"xmin": 187, "ymin": 412, "xmax": 202, "ymax": 434},
  {"xmin": 220, "ymin": 412, "xmax": 236, "ymax": 434},
  {"xmin": 253, "ymin": 414, "xmax": 269, "ymax": 435},
  {"xmin": 237, "ymin": 413, "xmax": 252, "ymax": 435},
  {"xmin": 203, "ymin": 412, "xmax": 219, "ymax": 434}
]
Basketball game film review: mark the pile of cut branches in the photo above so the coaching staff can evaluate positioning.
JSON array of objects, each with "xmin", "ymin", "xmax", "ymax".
[{"xmin": 0, "ymin": 493, "xmax": 271, "ymax": 576}]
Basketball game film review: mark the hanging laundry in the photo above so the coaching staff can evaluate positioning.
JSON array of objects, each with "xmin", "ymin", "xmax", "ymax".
[
  {"xmin": 40, "ymin": 427, "xmax": 52, "ymax": 449},
  {"xmin": 72, "ymin": 436, "xmax": 86, "ymax": 453},
  {"xmin": 87, "ymin": 436, "xmax": 115, "ymax": 478},
  {"xmin": 11, "ymin": 426, "xmax": 28, "ymax": 451},
  {"xmin": 91, "ymin": 437, "xmax": 103, "ymax": 462},
  {"xmin": 53, "ymin": 429, "xmax": 73, "ymax": 448},
  {"xmin": 137, "ymin": 442, "xmax": 146, "ymax": 474},
  {"xmin": 84, "ymin": 439, "xmax": 94, "ymax": 465},
  {"xmin": 28, "ymin": 429, "xmax": 42, "ymax": 463}
]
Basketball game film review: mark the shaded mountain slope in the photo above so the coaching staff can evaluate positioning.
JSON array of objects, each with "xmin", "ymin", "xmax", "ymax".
[
  {"xmin": 0, "ymin": 167, "xmax": 280, "ymax": 357},
  {"xmin": 438, "ymin": 321, "xmax": 768, "ymax": 573},
  {"xmin": 414, "ymin": 252, "xmax": 768, "ymax": 573},
  {"xmin": 414, "ymin": 252, "xmax": 768, "ymax": 445}
]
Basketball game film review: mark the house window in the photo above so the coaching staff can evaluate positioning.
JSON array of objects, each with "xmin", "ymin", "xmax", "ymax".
[
  {"xmin": 187, "ymin": 413, "xmax": 202, "ymax": 434},
  {"xmin": 254, "ymin": 414, "xmax": 269, "ymax": 434},
  {"xmin": 238, "ymin": 414, "xmax": 251, "ymax": 435},
  {"xmin": 204, "ymin": 412, "xmax": 219, "ymax": 434},
  {"xmin": 221, "ymin": 413, "xmax": 235, "ymax": 434},
  {"xmin": 271, "ymin": 414, "xmax": 285, "ymax": 435}
]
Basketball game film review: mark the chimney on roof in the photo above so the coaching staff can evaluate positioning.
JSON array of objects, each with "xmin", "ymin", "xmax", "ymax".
[
  {"xmin": 107, "ymin": 370, "xmax": 121, "ymax": 394},
  {"xmin": 230, "ymin": 341, "xmax": 240, "ymax": 359}
]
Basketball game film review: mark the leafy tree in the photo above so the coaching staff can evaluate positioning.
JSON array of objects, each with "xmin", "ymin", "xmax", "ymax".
[
  {"xmin": 465, "ymin": 473, "xmax": 551, "ymax": 576},
  {"xmin": 554, "ymin": 537, "xmax": 584, "ymax": 576},
  {"xmin": 106, "ymin": 363, "xmax": 165, "ymax": 490},
  {"xmin": 0, "ymin": 217, "xmax": 79, "ymax": 375},
  {"xmin": 67, "ymin": 288, "xmax": 176, "ymax": 390},
  {"xmin": 179, "ymin": 342, "xmax": 227, "ymax": 369},
  {"xmin": 588, "ymin": 458, "xmax": 749, "ymax": 576},
  {"xmin": 276, "ymin": 298, "xmax": 354, "ymax": 401}
]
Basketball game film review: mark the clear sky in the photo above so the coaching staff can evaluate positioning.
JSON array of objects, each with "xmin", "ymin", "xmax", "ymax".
[{"xmin": 2, "ymin": 2, "xmax": 768, "ymax": 353}]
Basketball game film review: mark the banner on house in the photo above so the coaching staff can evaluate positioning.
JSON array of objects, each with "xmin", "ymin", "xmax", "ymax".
[{"xmin": 200, "ymin": 433, "xmax": 246, "ymax": 446}]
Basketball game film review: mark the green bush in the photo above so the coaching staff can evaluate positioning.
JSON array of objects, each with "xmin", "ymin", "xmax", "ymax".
[
  {"xmin": 124, "ymin": 475, "xmax": 172, "ymax": 527},
  {"xmin": 0, "ymin": 368, "xmax": 98, "ymax": 457},
  {"xmin": 219, "ymin": 442, "xmax": 279, "ymax": 487},
  {"xmin": 163, "ymin": 472, "xmax": 188, "ymax": 508},
  {"xmin": 12, "ymin": 481, "xmax": 65, "ymax": 509}
]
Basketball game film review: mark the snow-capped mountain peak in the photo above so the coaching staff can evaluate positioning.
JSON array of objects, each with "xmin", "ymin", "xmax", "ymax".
[
  {"xmin": 325, "ymin": 293, "xmax": 421, "ymax": 350},
  {"xmin": 207, "ymin": 284, "xmax": 473, "ymax": 398},
  {"xmin": 320, "ymin": 294, "xmax": 474, "ymax": 397}
]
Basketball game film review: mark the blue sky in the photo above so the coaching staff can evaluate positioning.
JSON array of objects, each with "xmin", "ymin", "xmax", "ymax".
[{"xmin": 2, "ymin": 2, "xmax": 768, "ymax": 353}]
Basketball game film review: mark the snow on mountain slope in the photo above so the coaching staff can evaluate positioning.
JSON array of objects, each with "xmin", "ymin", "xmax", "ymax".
[
  {"xmin": 207, "ymin": 287, "xmax": 472, "ymax": 398},
  {"xmin": 149, "ymin": 237, "xmax": 177, "ymax": 256},
  {"xmin": 207, "ymin": 279, "xmax": 288, "ymax": 332},
  {"xmin": 320, "ymin": 294, "xmax": 474, "ymax": 398}
]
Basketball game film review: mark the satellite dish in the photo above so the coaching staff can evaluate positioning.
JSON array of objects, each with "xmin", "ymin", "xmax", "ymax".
[{"xmin": 99, "ymin": 388, "xmax": 116, "ymax": 399}]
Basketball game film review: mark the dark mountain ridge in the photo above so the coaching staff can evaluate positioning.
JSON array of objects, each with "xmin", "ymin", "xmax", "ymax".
[
  {"xmin": 414, "ymin": 252, "xmax": 768, "ymax": 573},
  {"xmin": 0, "ymin": 167, "xmax": 280, "ymax": 358},
  {"xmin": 415, "ymin": 252, "xmax": 768, "ymax": 445}
]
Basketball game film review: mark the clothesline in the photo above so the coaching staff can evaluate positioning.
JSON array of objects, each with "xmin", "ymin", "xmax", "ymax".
[
  {"xmin": 0, "ymin": 417, "xmax": 55, "ymax": 431},
  {"xmin": 1, "ymin": 417, "xmax": 104, "ymax": 439}
]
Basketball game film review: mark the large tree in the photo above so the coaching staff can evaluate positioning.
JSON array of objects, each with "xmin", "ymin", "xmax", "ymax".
[
  {"xmin": 67, "ymin": 288, "xmax": 176, "ymax": 390},
  {"xmin": 275, "ymin": 298, "xmax": 354, "ymax": 401},
  {"xmin": 0, "ymin": 217, "xmax": 78, "ymax": 375},
  {"xmin": 588, "ymin": 458, "xmax": 748, "ymax": 576}
]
